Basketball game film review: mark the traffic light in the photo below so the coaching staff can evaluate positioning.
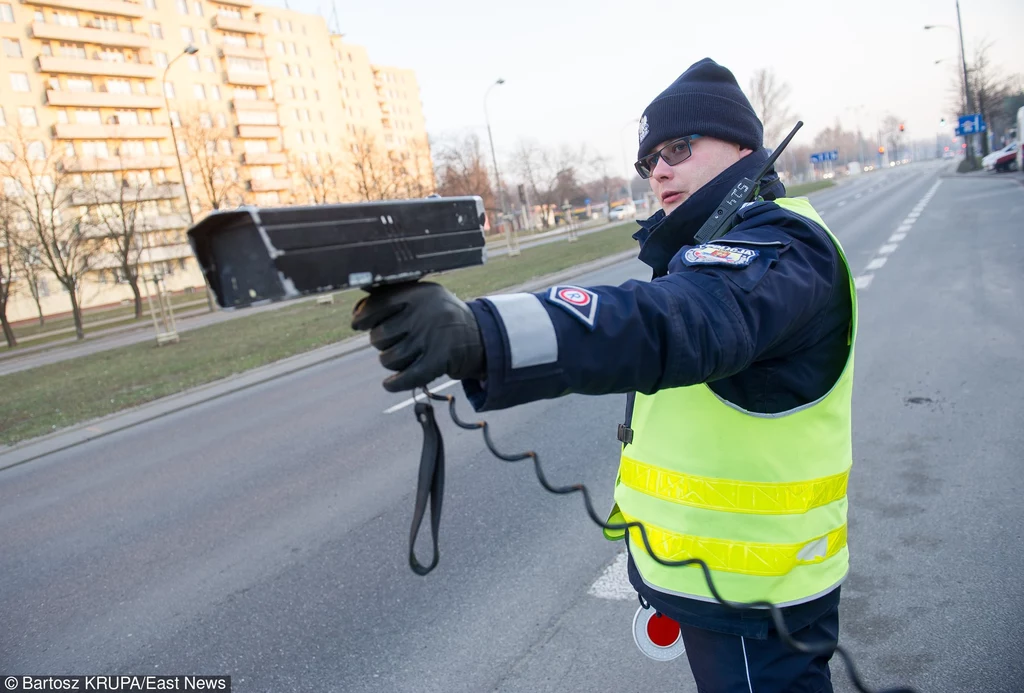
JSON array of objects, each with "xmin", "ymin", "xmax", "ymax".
[
  {"xmin": 878, "ymin": 146, "xmax": 885, "ymax": 154},
  {"xmin": 940, "ymin": 118, "xmax": 946, "ymax": 127},
  {"xmin": 899, "ymin": 123, "xmax": 905, "ymax": 132}
]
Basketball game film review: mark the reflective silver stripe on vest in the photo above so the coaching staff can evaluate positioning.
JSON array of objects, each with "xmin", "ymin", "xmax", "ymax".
[{"xmin": 484, "ymin": 293, "xmax": 558, "ymax": 369}]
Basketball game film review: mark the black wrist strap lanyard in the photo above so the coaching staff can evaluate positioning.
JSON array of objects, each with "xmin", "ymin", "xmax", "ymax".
[{"xmin": 406, "ymin": 387, "xmax": 915, "ymax": 693}]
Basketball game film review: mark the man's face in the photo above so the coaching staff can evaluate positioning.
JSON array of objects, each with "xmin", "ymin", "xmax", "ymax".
[{"xmin": 647, "ymin": 136, "xmax": 751, "ymax": 215}]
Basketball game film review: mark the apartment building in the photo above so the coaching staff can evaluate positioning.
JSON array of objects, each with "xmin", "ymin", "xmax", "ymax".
[{"xmin": 0, "ymin": 0, "xmax": 433, "ymax": 323}]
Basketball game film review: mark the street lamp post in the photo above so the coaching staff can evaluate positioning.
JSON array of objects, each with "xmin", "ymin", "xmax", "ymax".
[
  {"xmin": 162, "ymin": 44, "xmax": 216, "ymax": 312},
  {"xmin": 163, "ymin": 45, "xmax": 198, "ymax": 226},
  {"xmin": 484, "ymin": 78, "xmax": 518, "ymax": 255},
  {"xmin": 925, "ymin": 3, "xmax": 975, "ymax": 162}
]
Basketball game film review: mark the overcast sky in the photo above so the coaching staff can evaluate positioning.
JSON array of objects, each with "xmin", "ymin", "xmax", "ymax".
[{"xmin": 269, "ymin": 0, "xmax": 1023, "ymax": 175}]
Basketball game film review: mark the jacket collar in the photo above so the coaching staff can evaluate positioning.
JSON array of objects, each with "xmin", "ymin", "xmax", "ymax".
[{"xmin": 633, "ymin": 148, "xmax": 785, "ymax": 276}]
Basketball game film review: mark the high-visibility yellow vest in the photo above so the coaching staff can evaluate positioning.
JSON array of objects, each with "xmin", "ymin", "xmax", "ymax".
[{"xmin": 605, "ymin": 197, "xmax": 857, "ymax": 607}]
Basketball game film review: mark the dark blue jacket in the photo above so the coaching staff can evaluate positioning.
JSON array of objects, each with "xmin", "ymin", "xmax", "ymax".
[{"xmin": 462, "ymin": 149, "xmax": 853, "ymax": 637}]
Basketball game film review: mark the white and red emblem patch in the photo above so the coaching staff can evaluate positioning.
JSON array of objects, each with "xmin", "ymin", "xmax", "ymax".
[{"xmin": 546, "ymin": 285, "xmax": 599, "ymax": 329}]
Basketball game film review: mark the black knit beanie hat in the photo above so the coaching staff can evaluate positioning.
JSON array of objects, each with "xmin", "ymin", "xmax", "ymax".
[{"xmin": 637, "ymin": 58, "xmax": 763, "ymax": 160}]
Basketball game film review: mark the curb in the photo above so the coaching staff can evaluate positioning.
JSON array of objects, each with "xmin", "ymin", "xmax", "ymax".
[{"xmin": 0, "ymin": 248, "xmax": 640, "ymax": 470}]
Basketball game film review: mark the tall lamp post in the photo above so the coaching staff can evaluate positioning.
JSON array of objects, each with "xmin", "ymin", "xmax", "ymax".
[
  {"xmin": 162, "ymin": 44, "xmax": 216, "ymax": 311},
  {"xmin": 484, "ymin": 78, "xmax": 518, "ymax": 255},
  {"xmin": 926, "ymin": 2, "xmax": 974, "ymax": 162}
]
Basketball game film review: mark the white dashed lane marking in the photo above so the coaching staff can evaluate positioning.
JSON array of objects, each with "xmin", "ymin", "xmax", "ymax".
[{"xmin": 853, "ymin": 179, "xmax": 941, "ymax": 291}]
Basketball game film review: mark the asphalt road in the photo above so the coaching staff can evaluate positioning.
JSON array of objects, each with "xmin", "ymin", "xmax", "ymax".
[{"xmin": 3, "ymin": 160, "xmax": 1023, "ymax": 693}]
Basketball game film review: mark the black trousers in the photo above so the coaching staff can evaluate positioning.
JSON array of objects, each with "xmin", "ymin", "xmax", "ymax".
[{"xmin": 680, "ymin": 599, "xmax": 840, "ymax": 693}]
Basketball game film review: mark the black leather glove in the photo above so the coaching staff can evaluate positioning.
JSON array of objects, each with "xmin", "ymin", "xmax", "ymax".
[{"xmin": 351, "ymin": 282, "xmax": 486, "ymax": 393}]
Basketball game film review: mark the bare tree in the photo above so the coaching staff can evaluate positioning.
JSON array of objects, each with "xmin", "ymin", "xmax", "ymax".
[
  {"xmin": 967, "ymin": 42, "xmax": 1012, "ymax": 156},
  {"xmin": 176, "ymin": 111, "xmax": 244, "ymax": 213},
  {"xmin": 748, "ymin": 68, "xmax": 794, "ymax": 146},
  {"xmin": 291, "ymin": 152, "xmax": 344, "ymax": 204},
  {"xmin": 349, "ymin": 128, "xmax": 404, "ymax": 201},
  {"xmin": 434, "ymin": 133, "xmax": 496, "ymax": 212},
  {"xmin": 583, "ymin": 155, "xmax": 627, "ymax": 219},
  {"xmin": 0, "ymin": 191, "xmax": 18, "ymax": 347},
  {"xmin": 83, "ymin": 161, "xmax": 154, "ymax": 318},
  {"xmin": 512, "ymin": 141, "xmax": 586, "ymax": 228},
  {"xmin": 397, "ymin": 140, "xmax": 436, "ymax": 198},
  {"xmin": 0, "ymin": 128, "xmax": 97, "ymax": 339}
]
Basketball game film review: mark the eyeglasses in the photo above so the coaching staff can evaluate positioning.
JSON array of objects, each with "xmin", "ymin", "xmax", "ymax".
[{"xmin": 634, "ymin": 135, "xmax": 702, "ymax": 179}]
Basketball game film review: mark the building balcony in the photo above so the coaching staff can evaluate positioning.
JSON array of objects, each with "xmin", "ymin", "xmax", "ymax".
[
  {"xmin": 236, "ymin": 125, "xmax": 279, "ymax": 139},
  {"xmin": 220, "ymin": 43, "xmax": 266, "ymax": 60},
  {"xmin": 72, "ymin": 183, "xmax": 184, "ymax": 205},
  {"xmin": 54, "ymin": 123, "xmax": 172, "ymax": 140},
  {"xmin": 21, "ymin": 0, "xmax": 145, "ymax": 18},
  {"xmin": 141, "ymin": 214, "xmax": 191, "ymax": 232},
  {"xmin": 249, "ymin": 178, "xmax": 290, "ymax": 192},
  {"xmin": 231, "ymin": 98, "xmax": 276, "ymax": 112},
  {"xmin": 62, "ymin": 155, "xmax": 180, "ymax": 173},
  {"xmin": 241, "ymin": 152, "xmax": 286, "ymax": 165},
  {"xmin": 225, "ymin": 70, "xmax": 270, "ymax": 87},
  {"xmin": 213, "ymin": 0, "xmax": 252, "ymax": 6},
  {"xmin": 31, "ymin": 22, "xmax": 151, "ymax": 48},
  {"xmin": 38, "ymin": 56, "xmax": 160, "ymax": 79},
  {"xmin": 211, "ymin": 15, "xmax": 264, "ymax": 34},
  {"xmin": 47, "ymin": 90, "xmax": 164, "ymax": 109}
]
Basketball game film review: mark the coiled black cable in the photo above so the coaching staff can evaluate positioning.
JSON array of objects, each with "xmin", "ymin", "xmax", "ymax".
[{"xmin": 417, "ymin": 386, "xmax": 915, "ymax": 693}]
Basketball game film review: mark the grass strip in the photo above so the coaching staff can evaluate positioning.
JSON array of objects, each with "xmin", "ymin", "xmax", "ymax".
[{"xmin": 1, "ymin": 223, "xmax": 638, "ymax": 445}]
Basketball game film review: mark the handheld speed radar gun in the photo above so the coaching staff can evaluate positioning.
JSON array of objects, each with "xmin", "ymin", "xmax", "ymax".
[{"xmin": 186, "ymin": 196, "xmax": 487, "ymax": 309}]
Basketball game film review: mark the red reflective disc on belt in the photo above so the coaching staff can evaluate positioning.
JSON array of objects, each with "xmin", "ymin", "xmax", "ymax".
[{"xmin": 646, "ymin": 613, "xmax": 681, "ymax": 647}]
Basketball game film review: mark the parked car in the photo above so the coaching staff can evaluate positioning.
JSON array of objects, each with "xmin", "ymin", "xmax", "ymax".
[
  {"xmin": 609, "ymin": 204, "xmax": 636, "ymax": 221},
  {"xmin": 982, "ymin": 142, "xmax": 1019, "ymax": 172}
]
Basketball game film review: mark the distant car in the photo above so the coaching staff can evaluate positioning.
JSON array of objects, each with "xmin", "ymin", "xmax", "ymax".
[
  {"xmin": 982, "ymin": 142, "xmax": 1018, "ymax": 172},
  {"xmin": 609, "ymin": 205, "xmax": 635, "ymax": 221}
]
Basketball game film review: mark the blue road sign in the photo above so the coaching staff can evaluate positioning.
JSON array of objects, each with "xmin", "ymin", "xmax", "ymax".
[
  {"xmin": 810, "ymin": 150, "xmax": 840, "ymax": 164},
  {"xmin": 956, "ymin": 113, "xmax": 986, "ymax": 136}
]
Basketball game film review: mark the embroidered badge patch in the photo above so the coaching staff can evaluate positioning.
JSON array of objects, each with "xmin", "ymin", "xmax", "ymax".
[
  {"xmin": 638, "ymin": 115, "xmax": 649, "ymax": 145},
  {"xmin": 682, "ymin": 243, "xmax": 760, "ymax": 268},
  {"xmin": 546, "ymin": 285, "xmax": 599, "ymax": 329}
]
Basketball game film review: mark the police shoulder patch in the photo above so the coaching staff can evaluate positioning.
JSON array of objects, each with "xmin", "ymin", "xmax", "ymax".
[
  {"xmin": 681, "ymin": 243, "xmax": 760, "ymax": 268},
  {"xmin": 546, "ymin": 285, "xmax": 599, "ymax": 330}
]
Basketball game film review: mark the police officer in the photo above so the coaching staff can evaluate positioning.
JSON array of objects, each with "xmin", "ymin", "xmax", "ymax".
[{"xmin": 353, "ymin": 57, "xmax": 855, "ymax": 693}]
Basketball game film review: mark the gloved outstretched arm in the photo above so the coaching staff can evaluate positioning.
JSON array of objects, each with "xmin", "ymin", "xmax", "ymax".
[{"xmin": 351, "ymin": 282, "xmax": 486, "ymax": 392}]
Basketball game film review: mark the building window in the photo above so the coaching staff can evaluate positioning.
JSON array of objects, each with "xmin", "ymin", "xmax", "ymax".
[
  {"xmin": 295, "ymin": 65, "xmax": 302, "ymax": 78},
  {"xmin": 289, "ymin": 42, "xmax": 297, "ymax": 55},
  {"xmin": 0, "ymin": 4, "xmax": 13, "ymax": 22},
  {"xmin": 75, "ymin": 109, "xmax": 101, "ymax": 124},
  {"xmin": 150, "ymin": 23, "xmax": 163, "ymax": 39},
  {"xmin": 169, "ymin": 110, "xmax": 180, "ymax": 126},
  {"xmin": 276, "ymin": 41, "xmax": 284, "ymax": 54},
  {"xmin": 285, "ymin": 20, "xmax": 292, "ymax": 31},
  {"xmin": 314, "ymin": 89, "xmax": 319, "ymax": 101},
  {"xmin": 106, "ymin": 78, "xmax": 131, "ymax": 94},
  {"xmin": 55, "ymin": 12, "xmax": 78, "ymax": 27},
  {"xmin": 199, "ymin": 29, "xmax": 209, "ymax": 44},
  {"xmin": 298, "ymin": 86, "xmax": 306, "ymax": 100},
  {"xmin": 209, "ymin": 85, "xmax": 220, "ymax": 100},
  {"xmin": 187, "ymin": 55, "xmax": 199, "ymax": 71},
  {"xmin": 215, "ymin": 112, "xmax": 226, "ymax": 127},
  {"xmin": 61, "ymin": 43, "xmax": 87, "ymax": 59},
  {"xmin": 175, "ymin": 0, "xmax": 186, "ymax": 13},
  {"xmin": 155, "ymin": 51, "xmax": 168, "ymax": 67},
  {"xmin": 27, "ymin": 141, "xmax": 46, "ymax": 160},
  {"xmin": 199, "ymin": 112, "xmax": 212, "ymax": 127},
  {"xmin": 10, "ymin": 73, "xmax": 29, "ymax": 92},
  {"xmin": 164, "ymin": 82, "xmax": 175, "ymax": 98},
  {"xmin": 273, "ymin": 18, "xmax": 281, "ymax": 32},
  {"xmin": 193, "ymin": 83, "xmax": 205, "ymax": 99},
  {"xmin": 180, "ymin": 27, "xmax": 193, "ymax": 42},
  {"xmin": 67, "ymin": 77, "xmax": 93, "ymax": 92},
  {"xmin": 193, "ymin": 1, "xmax": 203, "ymax": 17},
  {"xmin": 145, "ymin": 0, "xmax": 157, "ymax": 9},
  {"xmin": 18, "ymin": 107, "xmax": 37, "ymax": 126},
  {"xmin": 3, "ymin": 38, "xmax": 21, "ymax": 58},
  {"xmin": 41, "ymin": 43, "xmax": 52, "ymax": 57},
  {"xmin": 306, "ymin": 46, "xmax": 311, "ymax": 57},
  {"xmin": 234, "ymin": 86, "xmax": 256, "ymax": 100},
  {"xmin": 282, "ymin": 64, "xmax": 290, "ymax": 77},
  {"xmin": 203, "ymin": 57, "xmax": 215, "ymax": 72}
]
